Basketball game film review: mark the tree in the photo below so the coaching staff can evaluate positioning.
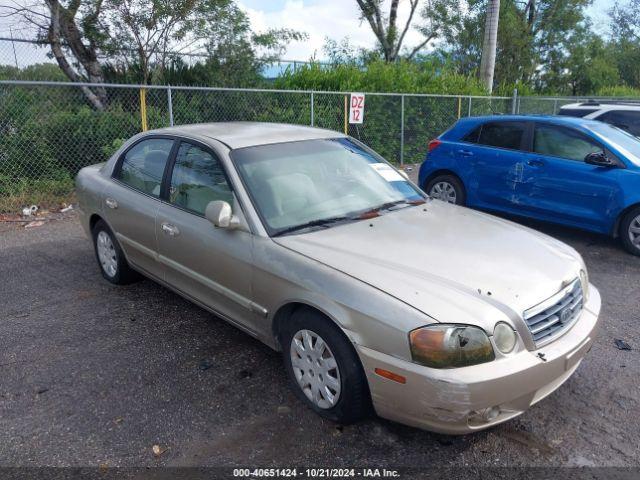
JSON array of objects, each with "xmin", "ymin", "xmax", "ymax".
[
  {"xmin": 1, "ymin": 0, "xmax": 109, "ymax": 109},
  {"xmin": 479, "ymin": 0, "xmax": 499, "ymax": 92},
  {"xmin": 609, "ymin": 0, "xmax": 640, "ymax": 88},
  {"xmin": 355, "ymin": 0, "xmax": 434, "ymax": 62},
  {"xmin": 432, "ymin": 0, "xmax": 593, "ymax": 90}
]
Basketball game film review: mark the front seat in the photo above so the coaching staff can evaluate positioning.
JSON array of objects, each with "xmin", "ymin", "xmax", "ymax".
[{"xmin": 266, "ymin": 172, "xmax": 320, "ymax": 217}]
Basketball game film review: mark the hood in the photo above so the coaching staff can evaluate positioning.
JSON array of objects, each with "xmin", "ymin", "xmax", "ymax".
[{"xmin": 274, "ymin": 200, "xmax": 583, "ymax": 333}]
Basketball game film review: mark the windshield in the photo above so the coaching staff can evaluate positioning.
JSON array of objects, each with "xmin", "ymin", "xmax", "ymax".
[
  {"xmin": 231, "ymin": 138, "xmax": 425, "ymax": 235},
  {"xmin": 589, "ymin": 122, "xmax": 640, "ymax": 166}
]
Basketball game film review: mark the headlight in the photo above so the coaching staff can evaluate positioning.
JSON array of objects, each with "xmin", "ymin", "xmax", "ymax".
[
  {"xmin": 579, "ymin": 269, "xmax": 589, "ymax": 301},
  {"xmin": 493, "ymin": 322, "xmax": 517, "ymax": 354},
  {"xmin": 409, "ymin": 324, "xmax": 495, "ymax": 368}
]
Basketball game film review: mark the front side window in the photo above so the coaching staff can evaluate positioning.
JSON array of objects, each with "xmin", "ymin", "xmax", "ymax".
[
  {"xmin": 477, "ymin": 122, "xmax": 525, "ymax": 150},
  {"xmin": 534, "ymin": 124, "xmax": 602, "ymax": 162},
  {"xmin": 597, "ymin": 110, "xmax": 640, "ymax": 137},
  {"xmin": 116, "ymin": 138, "xmax": 173, "ymax": 196},
  {"xmin": 169, "ymin": 142, "xmax": 233, "ymax": 215},
  {"xmin": 231, "ymin": 138, "xmax": 424, "ymax": 235}
]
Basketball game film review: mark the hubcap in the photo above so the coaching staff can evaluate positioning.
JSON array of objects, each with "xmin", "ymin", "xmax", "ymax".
[
  {"xmin": 97, "ymin": 231, "xmax": 118, "ymax": 278},
  {"xmin": 429, "ymin": 181, "xmax": 457, "ymax": 204},
  {"xmin": 629, "ymin": 214, "xmax": 640, "ymax": 248},
  {"xmin": 290, "ymin": 329, "xmax": 341, "ymax": 409}
]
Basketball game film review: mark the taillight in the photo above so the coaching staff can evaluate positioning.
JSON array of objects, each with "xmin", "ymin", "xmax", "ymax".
[{"xmin": 428, "ymin": 139, "xmax": 442, "ymax": 152}]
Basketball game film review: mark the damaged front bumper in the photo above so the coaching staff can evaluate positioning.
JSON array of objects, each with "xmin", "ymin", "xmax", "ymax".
[{"xmin": 357, "ymin": 285, "xmax": 601, "ymax": 434}]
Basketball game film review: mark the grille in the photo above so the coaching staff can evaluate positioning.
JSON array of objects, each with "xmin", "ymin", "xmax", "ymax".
[{"xmin": 523, "ymin": 279, "xmax": 583, "ymax": 346}]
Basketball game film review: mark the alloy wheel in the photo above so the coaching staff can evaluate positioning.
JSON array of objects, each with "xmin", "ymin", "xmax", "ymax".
[
  {"xmin": 290, "ymin": 329, "xmax": 341, "ymax": 409},
  {"xmin": 97, "ymin": 231, "xmax": 118, "ymax": 278},
  {"xmin": 429, "ymin": 181, "xmax": 457, "ymax": 204},
  {"xmin": 629, "ymin": 214, "xmax": 640, "ymax": 248}
]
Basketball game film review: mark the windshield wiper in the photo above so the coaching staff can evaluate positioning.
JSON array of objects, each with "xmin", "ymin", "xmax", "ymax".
[
  {"xmin": 358, "ymin": 199, "xmax": 425, "ymax": 218},
  {"xmin": 272, "ymin": 215, "xmax": 353, "ymax": 237}
]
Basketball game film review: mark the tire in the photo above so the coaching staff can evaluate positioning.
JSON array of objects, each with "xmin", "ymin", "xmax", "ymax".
[
  {"xmin": 91, "ymin": 219, "xmax": 141, "ymax": 284},
  {"xmin": 280, "ymin": 307, "xmax": 371, "ymax": 424},
  {"xmin": 619, "ymin": 206, "xmax": 640, "ymax": 256},
  {"xmin": 425, "ymin": 174, "xmax": 466, "ymax": 205}
]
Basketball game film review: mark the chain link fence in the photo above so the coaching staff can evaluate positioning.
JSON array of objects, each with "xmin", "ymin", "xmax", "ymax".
[
  {"xmin": 3, "ymin": 79, "xmax": 638, "ymax": 214},
  {"xmin": 0, "ymin": 80, "xmax": 520, "ymax": 213}
]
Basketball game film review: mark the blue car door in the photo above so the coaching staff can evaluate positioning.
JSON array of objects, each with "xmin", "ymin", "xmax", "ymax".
[
  {"xmin": 461, "ymin": 120, "xmax": 529, "ymax": 209},
  {"xmin": 518, "ymin": 122, "xmax": 621, "ymax": 232}
]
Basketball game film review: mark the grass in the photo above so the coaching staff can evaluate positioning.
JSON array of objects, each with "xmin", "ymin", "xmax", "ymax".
[{"xmin": 0, "ymin": 176, "xmax": 75, "ymax": 213}]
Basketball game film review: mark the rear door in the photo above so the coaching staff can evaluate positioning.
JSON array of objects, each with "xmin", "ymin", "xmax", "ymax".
[
  {"xmin": 156, "ymin": 139, "xmax": 259, "ymax": 332},
  {"xmin": 104, "ymin": 136, "xmax": 175, "ymax": 278},
  {"xmin": 460, "ymin": 121, "xmax": 529, "ymax": 209},
  {"xmin": 518, "ymin": 122, "xmax": 621, "ymax": 230}
]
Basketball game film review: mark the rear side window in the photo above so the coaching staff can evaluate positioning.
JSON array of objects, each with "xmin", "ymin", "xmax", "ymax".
[
  {"xmin": 476, "ymin": 122, "xmax": 526, "ymax": 150},
  {"xmin": 596, "ymin": 110, "xmax": 640, "ymax": 137},
  {"xmin": 116, "ymin": 138, "xmax": 174, "ymax": 197},
  {"xmin": 558, "ymin": 108, "xmax": 598, "ymax": 118},
  {"xmin": 169, "ymin": 142, "xmax": 234, "ymax": 215},
  {"xmin": 534, "ymin": 124, "xmax": 603, "ymax": 162}
]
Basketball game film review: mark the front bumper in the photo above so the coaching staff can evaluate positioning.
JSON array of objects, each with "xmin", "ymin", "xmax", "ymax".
[{"xmin": 357, "ymin": 285, "xmax": 601, "ymax": 434}]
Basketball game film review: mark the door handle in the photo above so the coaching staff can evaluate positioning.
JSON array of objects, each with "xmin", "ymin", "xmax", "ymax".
[
  {"xmin": 105, "ymin": 198, "xmax": 118, "ymax": 209},
  {"xmin": 458, "ymin": 149, "xmax": 474, "ymax": 157},
  {"xmin": 527, "ymin": 159, "xmax": 544, "ymax": 167},
  {"xmin": 161, "ymin": 222, "xmax": 180, "ymax": 237}
]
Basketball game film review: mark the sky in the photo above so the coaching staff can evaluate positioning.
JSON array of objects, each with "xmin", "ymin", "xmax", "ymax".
[{"xmin": 0, "ymin": 0, "xmax": 618, "ymax": 69}]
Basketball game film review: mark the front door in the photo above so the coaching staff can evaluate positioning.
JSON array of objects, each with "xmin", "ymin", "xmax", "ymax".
[
  {"xmin": 519, "ymin": 123, "xmax": 621, "ymax": 231},
  {"xmin": 103, "ymin": 137, "xmax": 175, "ymax": 278},
  {"xmin": 156, "ymin": 140, "xmax": 259, "ymax": 332}
]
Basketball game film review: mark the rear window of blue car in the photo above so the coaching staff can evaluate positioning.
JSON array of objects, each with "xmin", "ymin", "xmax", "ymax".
[{"xmin": 463, "ymin": 122, "xmax": 526, "ymax": 150}]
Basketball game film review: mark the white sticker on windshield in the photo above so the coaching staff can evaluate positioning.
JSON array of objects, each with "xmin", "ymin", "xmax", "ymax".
[{"xmin": 369, "ymin": 163, "xmax": 404, "ymax": 182}]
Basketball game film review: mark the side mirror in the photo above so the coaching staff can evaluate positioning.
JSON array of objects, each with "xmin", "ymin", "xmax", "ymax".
[
  {"xmin": 205, "ymin": 200, "xmax": 240, "ymax": 229},
  {"xmin": 584, "ymin": 152, "xmax": 617, "ymax": 168}
]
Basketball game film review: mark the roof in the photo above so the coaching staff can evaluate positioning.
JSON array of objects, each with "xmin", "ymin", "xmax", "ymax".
[
  {"xmin": 560, "ymin": 101, "xmax": 640, "ymax": 109},
  {"xmin": 456, "ymin": 114, "xmax": 604, "ymax": 127},
  {"xmin": 150, "ymin": 122, "xmax": 346, "ymax": 149}
]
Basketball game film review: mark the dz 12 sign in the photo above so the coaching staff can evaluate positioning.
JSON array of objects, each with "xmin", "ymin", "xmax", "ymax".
[{"xmin": 349, "ymin": 93, "xmax": 365, "ymax": 124}]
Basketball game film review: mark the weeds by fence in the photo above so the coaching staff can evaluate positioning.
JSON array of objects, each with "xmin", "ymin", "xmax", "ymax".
[{"xmin": 0, "ymin": 79, "xmax": 620, "ymax": 213}]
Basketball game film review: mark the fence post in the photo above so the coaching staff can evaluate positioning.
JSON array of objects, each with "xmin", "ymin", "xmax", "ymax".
[
  {"xmin": 457, "ymin": 96, "xmax": 462, "ymax": 119},
  {"xmin": 140, "ymin": 87, "xmax": 148, "ymax": 132},
  {"xmin": 167, "ymin": 86, "xmax": 174, "ymax": 127},
  {"xmin": 344, "ymin": 95, "xmax": 348, "ymax": 135},
  {"xmin": 310, "ymin": 91, "xmax": 314, "ymax": 127},
  {"xmin": 511, "ymin": 88, "xmax": 518, "ymax": 114},
  {"xmin": 553, "ymin": 99, "xmax": 558, "ymax": 115},
  {"xmin": 468, "ymin": 96, "xmax": 472, "ymax": 116},
  {"xmin": 400, "ymin": 94, "xmax": 405, "ymax": 166}
]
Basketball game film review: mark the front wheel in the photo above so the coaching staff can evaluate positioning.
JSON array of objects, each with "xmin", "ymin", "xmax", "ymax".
[
  {"xmin": 425, "ymin": 174, "xmax": 466, "ymax": 205},
  {"xmin": 280, "ymin": 308, "xmax": 371, "ymax": 424},
  {"xmin": 620, "ymin": 206, "xmax": 640, "ymax": 256}
]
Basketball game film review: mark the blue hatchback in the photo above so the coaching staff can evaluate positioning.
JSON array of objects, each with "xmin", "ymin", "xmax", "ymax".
[{"xmin": 418, "ymin": 115, "xmax": 640, "ymax": 255}]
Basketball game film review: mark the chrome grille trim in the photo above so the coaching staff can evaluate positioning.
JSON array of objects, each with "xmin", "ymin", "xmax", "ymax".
[{"xmin": 523, "ymin": 279, "xmax": 583, "ymax": 347}]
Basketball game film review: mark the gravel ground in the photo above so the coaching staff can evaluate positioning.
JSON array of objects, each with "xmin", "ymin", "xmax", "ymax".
[{"xmin": 1, "ymin": 201, "xmax": 639, "ymax": 469}]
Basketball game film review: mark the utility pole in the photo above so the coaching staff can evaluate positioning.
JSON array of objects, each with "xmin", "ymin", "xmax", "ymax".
[{"xmin": 479, "ymin": 0, "xmax": 500, "ymax": 94}]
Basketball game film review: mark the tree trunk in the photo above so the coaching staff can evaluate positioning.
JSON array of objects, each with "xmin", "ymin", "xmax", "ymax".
[
  {"xmin": 45, "ymin": 0, "xmax": 108, "ymax": 109},
  {"xmin": 479, "ymin": 0, "xmax": 500, "ymax": 93}
]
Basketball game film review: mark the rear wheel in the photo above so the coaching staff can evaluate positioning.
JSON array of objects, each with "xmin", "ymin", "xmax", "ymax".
[
  {"xmin": 620, "ymin": 206, "xmax": 640, "ymax": 256},
  {"xmin": 280, "ymin": 308, "xmax": 370, "ymax": 424},
  {"xmin": 92, "ymin": 220, "xmax": 140, "ymax": 284},
  {"xmin": 425, "ymin": 174, "xmax": 466, "ymax": 205}
]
